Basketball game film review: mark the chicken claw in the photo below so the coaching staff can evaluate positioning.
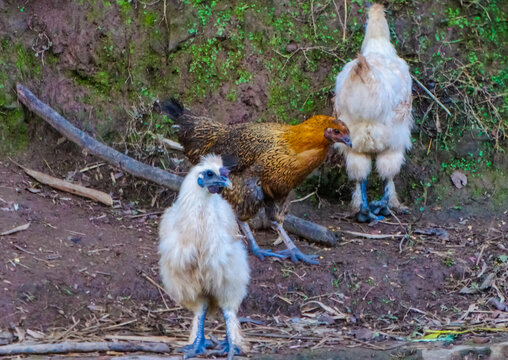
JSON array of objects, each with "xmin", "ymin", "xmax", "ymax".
[
  {"xmin": 178, "ymin": 339, "xmax": 214, "ymax": 359},
  {"xmin": 252, "ymin": 246, "xmax": 286, "ymax": 261},
  {"xmin": 356, "ymin": 180, "xmax": 385, "ymax": 224},
  {"xmin": 277, "ymin": 248, "xmax": 319, "ymax": 265},
  {"xmin": 356, "ymin": 205, "xmax": 385, "ymax": 224},
  {"xmin": 208, "ymin": 342, "xmax": 241, "ymax": 360},
  {"xmin": 273, "ymin": 221, "xmax": 319, "ymax": 265},
  {"xmin": 238, "ymin": 220, "xmax": 285, "ymax": 260},
  {"xmin": 368, "ymin": 198, "xmax": 391, "ymax": 217}
]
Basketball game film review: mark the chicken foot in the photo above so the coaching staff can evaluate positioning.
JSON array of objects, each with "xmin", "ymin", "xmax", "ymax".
[
  {"xmin": 272, "ymin": 221, "xmax": 319, "ymax": 265},
  {"xmin": 356, "ymin": 179, "xmax": 386, "ymax": 224},
  {"xmin": 208, "ymin": 309, "xmax": 242, "ymax": 360},
  {"xmin": 178, "ymin": 305, "xmax": 214, "ymax": 359},
  {"xmin": 238, "ymin": 221, "xmax": 285, "ymax": 261},
  {"xmin": 369, "ymin": 179, "xmax": 409, "ymax": 217},
  {"xmin": 368, "ymin": 181, "xmax": 392, "ymax": 217}
]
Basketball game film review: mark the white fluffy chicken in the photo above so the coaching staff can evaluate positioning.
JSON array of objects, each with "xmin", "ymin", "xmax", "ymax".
[
  {"xmin": 334, "ymin": 4, "xmax": 413, "ymax": 223},
  {"xmin": 159, "ymin": 154, "xmax": 250, "ymax": 359}
]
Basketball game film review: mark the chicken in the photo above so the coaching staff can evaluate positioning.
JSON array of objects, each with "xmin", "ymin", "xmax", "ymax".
[
  {"xmin": 333, "ymin": 4, "xmax": 413, "ymax": 223},
  {"xmin": 157, "ymin": 100, "xmax": 351, "ymax": 264},
  {"xmin": 159, "ymin": 154, "xmax": 249, "ymax": 359}
]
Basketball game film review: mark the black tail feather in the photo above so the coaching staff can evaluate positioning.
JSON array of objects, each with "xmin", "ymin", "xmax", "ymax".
[
  {"xmin": 155, "ymin": 98, "xmax": 185, "ymax": 120},
  {"xmin": 221, "ymin": 154, "xmax": 239, "ymax": 170}
]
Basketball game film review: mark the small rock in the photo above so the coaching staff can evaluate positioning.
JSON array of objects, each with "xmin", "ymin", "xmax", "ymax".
[
  {"xmin": 317, "ymin": 313, "xmax": 336, "ymax": 325},
  {"xmin": 67, "ymin": 236, "xmax": 82, "ymax": 244},
  {"xmin": 286, "ymin": 41, "xmax": 298, "ymax": 52},
  {"xmin": 472, "ymin": 336, "xmax": 489, "ymax": 344},
  {"xmin": 353, "ymin": 327, "xmax": 375, "ymax": 341},
  {"xmin": 450, "ymin": 170, "xmax": 467, "ymax": 189}
]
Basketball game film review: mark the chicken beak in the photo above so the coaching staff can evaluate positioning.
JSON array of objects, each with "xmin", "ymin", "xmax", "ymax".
[
  {"xmin": 342, "ymin": 134, "xmax": 353, "ymax": 148},
  {"xmin": 221, "ymin": 176, "xmax": 233, "ymax": 189}
]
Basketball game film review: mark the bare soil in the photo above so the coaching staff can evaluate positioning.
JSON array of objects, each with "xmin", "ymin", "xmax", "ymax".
[
  {"xmin": 0, "ymin": 0, "xmax": 506, "ymax": 357},
  {"xmin": 1, "ymin": 157, "xmax": 507, "ymax": 358}
]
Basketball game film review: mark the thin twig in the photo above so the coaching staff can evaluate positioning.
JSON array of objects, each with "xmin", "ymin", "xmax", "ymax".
[
  {"xmin": 412, "ymin": 75, "xmax": 451, "ymax": 116},
  {"xmin": 340, "ymin": 230, "xmax": 405, "ymax": 239}
]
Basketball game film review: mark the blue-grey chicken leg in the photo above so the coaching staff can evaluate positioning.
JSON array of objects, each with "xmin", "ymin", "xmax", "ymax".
[
  {"xmin": 238, "ymin": 220, "xmax": 285, "ymax": 260},
  {"xmin": 368, "ymin": 181, "xmax": 392, "ymax": 217},
  {"xmin": 273, "ymin": 221, "xmax": 319, "ymax": 265},
  {"xmin": 208, "ymin": 309, "xmax": 243, "ymax": 360},
  {"xmin": 177, "ymin": 305, "xmax": 213, "ymax": 359},
  {"xmin": 356, "ymin": 179, "xmax": 385, "ymax": 223}
]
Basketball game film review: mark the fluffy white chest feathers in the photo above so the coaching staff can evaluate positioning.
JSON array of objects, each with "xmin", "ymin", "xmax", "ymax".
[{"xmin": 158, "ymin": 188, "xmax": 240, "ymax": 272}]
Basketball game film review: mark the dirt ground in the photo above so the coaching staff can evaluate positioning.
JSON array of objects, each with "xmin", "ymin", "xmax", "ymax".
[{"xmin": 1, "ymin": 155, "xmax": 507, "ymax": 358}]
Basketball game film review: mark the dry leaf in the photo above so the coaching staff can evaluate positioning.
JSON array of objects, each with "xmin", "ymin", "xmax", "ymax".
[
  {"xmin": 450, "ymin": 170, "xmax": 467, "ymax": 189},
  {"xmin": 0, "ymin": 222, "xmax": 30, "ymax": 236},
  {"xmin": 26, "ymin": 329, "xmax": 45, "ymax": 339}
]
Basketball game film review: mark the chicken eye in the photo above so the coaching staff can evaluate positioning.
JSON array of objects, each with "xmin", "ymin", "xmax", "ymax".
[
  {"xmin": 206, "ymin": 170, "xmax": 214, "ymax": 177},
  {"xmin": 333, "ymin": 129, "xmax": 340, "ymax": 134}
]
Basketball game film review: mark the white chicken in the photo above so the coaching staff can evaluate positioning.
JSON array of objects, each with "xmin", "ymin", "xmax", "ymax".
[
  {"xmin": 334, "ymin": 4, "xmax": 413, "ymax": 223},
  {"xmin": 158, "ymin": 154, "xmax": 250, "ymax": 359}
]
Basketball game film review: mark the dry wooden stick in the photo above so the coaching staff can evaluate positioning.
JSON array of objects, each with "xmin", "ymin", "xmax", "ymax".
[
  {"xmin": 1, "ymin": 222, "xmax": 30, "ymax": 236},
  {"xmin": 341, "ymin": 230, "xmax": 406, "ymax": 239},
  {"xmin": 16, "ymin": 84, "xmax": 338, "ymax": 246},
  {"xmin": 156, "ymin": 134, "xmax": 184, "ymax": 151},
  {"xmin": 0, "ymin": 341, "xmax": 171, "ymax": 355},
  {"xmin": 22, "ymin": 166, "xmax": 113, "ymax": 206},
  {"xmin": 411, "ymin": 75, "xmax": 451, "ymax": 116}
]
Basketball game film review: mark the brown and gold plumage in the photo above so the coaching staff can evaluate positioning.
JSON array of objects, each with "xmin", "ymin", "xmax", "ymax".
[{"xmin": 158, "ymin": 99, "xmax": 351, "ymax": 264}]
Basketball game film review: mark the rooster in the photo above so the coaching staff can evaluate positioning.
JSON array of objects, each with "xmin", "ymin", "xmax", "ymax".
[
  {"xmin": 157, "ymin": 100, "xmax": 351, "ymax": 264},
  {"xmin": 159, "ymin": 154, "xmax": 249, "ymax": 359},
  {"xmin": 333, "ymin": 4, "xmax": 413, "ymax": 223}
]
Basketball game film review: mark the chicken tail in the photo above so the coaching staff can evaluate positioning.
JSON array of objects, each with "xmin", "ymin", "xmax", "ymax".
[
  {"xmin": 155, "ymin": 98, "xmax": 227, "ymax": 164},
  {"xmin": 156, "ymin": 98, "xmax": 185, "ymax": 121},
  {"xmin": 351, "ymin": 53, "xmax": 371, "ymax": 84},
  {"xmin": 361, "ymin": 4, "xmax": 394, "ymax": 55}
]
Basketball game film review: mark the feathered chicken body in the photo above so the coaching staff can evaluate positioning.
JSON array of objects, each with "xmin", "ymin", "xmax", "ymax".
[
  {"xmin": 159, "ymin": 154, "xmax": 249, "ymax": 359},
  {"xmin": 159, "ymin": 100, "xmax": 351, "ymax": 264},
  {"xmin": 334, "ymin": 4, "xmax": 412, "ymax": 222}
]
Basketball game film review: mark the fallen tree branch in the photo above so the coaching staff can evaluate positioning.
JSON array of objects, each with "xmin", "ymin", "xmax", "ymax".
[
  {"xmin": 0, "ymin": 341, "xmax": 171, "ymax": 355},
  {"xmin": 17, "ymin": 84, "xmax": 183, "ymax": 191},
  {"xmin": 21, "ymin": 166, "xmax": 113, "ymax": 206},
  {"xmin": 16, "ymin": 84, "xmax": 337, "ymax": 246},
  {"xmin": 284, "ymin": 215, "xmax": 337, "ymax": 246}
]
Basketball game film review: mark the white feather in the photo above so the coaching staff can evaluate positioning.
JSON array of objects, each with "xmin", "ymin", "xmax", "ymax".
[
  {"xmin": 333, "ymin": 4, "xmax": 413, "ymax": 211},
  {"xmin": 158, "ymin": 154, "xmax": 249, "ymax": 348}
]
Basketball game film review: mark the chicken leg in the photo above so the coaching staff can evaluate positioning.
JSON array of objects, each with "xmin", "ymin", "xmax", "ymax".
[
  {"xmin": 368, "ymin": 180, "xmax": 393, "ymax": 217},
  {"xmin": 209, "ymin": 309, "xmax": 243, "ymax": 360},
  {"xmin": 238, "ymin": 220, "xmax": 285, "ymax": 260},
  {"xmin": 369, "ymin": 179, "xmax": 408, "ymax": 216},
  {"xmin": 356, "ymin": 179, "xmax": 386, "ymax": 223},
  {"xmin": 273, "ymin": 221, "xmax": 319, "ymax": 265},
  {"xmin": 178, "ymin": 305, "xmax": 213, "ymax": 359}
]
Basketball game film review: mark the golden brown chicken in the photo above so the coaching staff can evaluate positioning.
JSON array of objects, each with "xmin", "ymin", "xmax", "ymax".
[{"xmin": 158, "ymin": 99, "xmax": 351, "ymax": 264}]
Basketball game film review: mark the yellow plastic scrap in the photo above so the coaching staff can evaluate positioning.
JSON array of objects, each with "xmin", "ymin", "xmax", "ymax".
[{"xmin": 413, "ymin": 327, "xmax": 508, "ymax": 342}]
